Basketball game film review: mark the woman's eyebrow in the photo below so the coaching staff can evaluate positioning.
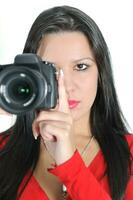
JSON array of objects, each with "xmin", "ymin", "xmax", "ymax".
[
  {"xmin": 42, "ymin": 56, "xmax": 95, "ymax": 65},
  {"xmin": 72, "ymin": 57, "xmax": 95, "ymax": 63}
]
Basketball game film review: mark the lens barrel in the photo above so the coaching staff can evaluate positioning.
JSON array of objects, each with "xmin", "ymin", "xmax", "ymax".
[{"xmin": 0, "ymin": 66, "xmax": 47, "ymax": 114}]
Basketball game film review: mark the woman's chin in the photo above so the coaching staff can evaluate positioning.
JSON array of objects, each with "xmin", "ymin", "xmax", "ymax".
[{"xmin": 70, "ymin": 108, "xmax": 90, "ymax": 123}]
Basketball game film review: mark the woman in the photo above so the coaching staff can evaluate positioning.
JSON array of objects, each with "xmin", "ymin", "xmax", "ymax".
[{"xmin": 0, "ymin": 5, "xmax": 133, "ymax": 200}]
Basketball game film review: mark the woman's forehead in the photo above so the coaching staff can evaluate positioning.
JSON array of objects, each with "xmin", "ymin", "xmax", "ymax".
[{"xmin": 37, "ymin": 31, "xmax": 95, "ymax": 63}]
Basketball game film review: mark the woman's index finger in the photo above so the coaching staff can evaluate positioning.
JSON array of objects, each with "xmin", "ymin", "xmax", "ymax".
[{"xmin": 58, "ymin": 69, "xmax": 70, "ymax": 113}]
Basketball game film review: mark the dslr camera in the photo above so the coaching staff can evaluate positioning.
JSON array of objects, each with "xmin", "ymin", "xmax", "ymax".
[{"xmin": 0, "ymin": 54, "xmax": 58, "ymax": 115}]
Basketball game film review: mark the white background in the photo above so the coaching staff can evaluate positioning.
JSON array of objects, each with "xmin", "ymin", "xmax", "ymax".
[{"xmin": 0, "ymin": 0, "xmax": 133, "ymax": 132}]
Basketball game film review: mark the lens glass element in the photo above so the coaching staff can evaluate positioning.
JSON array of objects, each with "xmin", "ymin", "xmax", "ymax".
[
  {"xmin": 11, "ymin": 80, "xmax": 32, "ymax": 101},
  {"xmin": 7, "ymin": 75, "xmax": 34, "ymax": 104}
]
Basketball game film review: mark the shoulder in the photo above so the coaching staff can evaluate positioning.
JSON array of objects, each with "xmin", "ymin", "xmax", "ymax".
[
  {"xmin": 124, "ymin": 133, "xmax": 133, "ymax": 155},
  {"xmin": 125, "ymin": 133, "xmax": 133, "ymax": 147},
  {"xmin": 0, "ymin": 133, "xmax": 10, "ymax": 149}
]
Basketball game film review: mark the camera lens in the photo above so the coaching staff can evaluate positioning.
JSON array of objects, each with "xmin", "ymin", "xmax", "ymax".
[
  {"xmin": 5, "ymin": 73, "xmax": 37, "ymax": 107},
  {"xmin": 8, "ymin": 78, "xmax": 33, "ymax": 103},
  {"xmin": 0, "ymin": 67, "xmax": 47, "ymax": 114}
]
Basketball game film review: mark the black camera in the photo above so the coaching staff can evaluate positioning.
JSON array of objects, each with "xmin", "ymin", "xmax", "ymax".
[{"xmin": 0, "ymin": 54, "xmax": 58, "ymax": 115}]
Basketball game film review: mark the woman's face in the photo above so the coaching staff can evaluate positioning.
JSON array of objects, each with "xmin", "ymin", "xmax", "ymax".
[{"xmin": 37, "ymin": 32, "xmax": 98, "ymax": 122}]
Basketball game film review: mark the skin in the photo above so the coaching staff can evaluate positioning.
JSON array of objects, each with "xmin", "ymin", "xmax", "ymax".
[
  {"xmin": 0, "ymin": 108, "xmax": 12, "ymax": 115},
  {"xmin": 32, "ymin": 31, "xmax": 99, "ymax": 165}
]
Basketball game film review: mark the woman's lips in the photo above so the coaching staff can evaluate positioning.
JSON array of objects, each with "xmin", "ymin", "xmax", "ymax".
[{"xmin": 68, "ymin": 100, "xmax": 80, "ymax": 109}]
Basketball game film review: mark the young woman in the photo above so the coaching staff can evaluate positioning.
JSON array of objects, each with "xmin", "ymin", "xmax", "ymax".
[{"xmin": 0, "ymin": 5, "xmax": 133, "ymax": 200}]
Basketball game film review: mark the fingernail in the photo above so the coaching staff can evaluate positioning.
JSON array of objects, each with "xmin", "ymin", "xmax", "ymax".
[{"xmin": 60, "ymin": 69, "xmax": 64, "ymax": 76}]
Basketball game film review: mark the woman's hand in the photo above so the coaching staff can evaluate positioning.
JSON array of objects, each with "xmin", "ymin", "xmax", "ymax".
[{"xmin": 32, "ymin": 70, "xmax": 75, "ymax": 165}]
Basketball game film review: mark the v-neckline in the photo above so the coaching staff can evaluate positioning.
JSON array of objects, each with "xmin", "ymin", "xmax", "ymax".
[{"xmin": 31, "ymin": 148, "xmax": 103, "ymax": 198}]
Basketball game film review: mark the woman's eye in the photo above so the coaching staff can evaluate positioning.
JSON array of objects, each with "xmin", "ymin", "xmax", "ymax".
[{"xmin": 74, "ymin": 63, "xmax": 89, "ymax": 71}]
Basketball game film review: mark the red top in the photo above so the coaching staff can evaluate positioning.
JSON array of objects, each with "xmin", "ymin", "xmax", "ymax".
[{"xmin": 19, "ymin": 134, "xmax": 133, "ymax": 200}]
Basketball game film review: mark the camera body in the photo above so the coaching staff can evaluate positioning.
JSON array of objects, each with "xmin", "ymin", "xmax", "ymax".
[{"xmin": 0, "ymin": 54, "xmax": 58, "ymax": 115}]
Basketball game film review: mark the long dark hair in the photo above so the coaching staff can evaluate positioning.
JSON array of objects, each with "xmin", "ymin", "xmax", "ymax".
[{"xmin": 0, "ymin": 6, "xmax": 132, "ymax": 200}]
